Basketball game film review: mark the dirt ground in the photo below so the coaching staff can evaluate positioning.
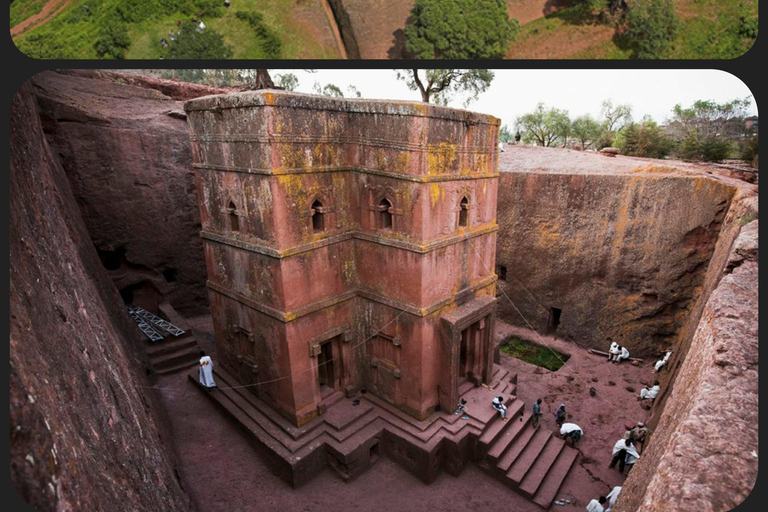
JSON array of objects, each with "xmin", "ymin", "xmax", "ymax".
[{"xmin": 155, "ymin": 315, "xmax": 656, "ymax": 511}]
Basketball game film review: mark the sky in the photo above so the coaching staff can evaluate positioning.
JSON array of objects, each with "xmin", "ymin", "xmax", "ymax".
[{"xmin": 272, "ymin": 69, "xmax": 758, "ymax": 128}]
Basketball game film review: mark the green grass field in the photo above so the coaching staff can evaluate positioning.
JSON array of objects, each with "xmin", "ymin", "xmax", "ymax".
[
  {"xmin": 500, "ymin": 337, "xmax": 569, "ymax": 371},
  {"xmin": 13, "ymin": 0, "xmax": 340, "ymax": 59}
]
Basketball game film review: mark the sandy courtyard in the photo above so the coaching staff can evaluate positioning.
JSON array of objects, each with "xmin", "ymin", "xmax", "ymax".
[{"xmin": 154, "ymin": 316, "xmax": 657, "ymax": 512}]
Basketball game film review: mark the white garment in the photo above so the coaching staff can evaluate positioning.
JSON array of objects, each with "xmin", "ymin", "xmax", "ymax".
[
  {"xmin": 640, "ymin": 384, "xmax": 660, "ymax": 400},
  {"xmin": 625, "ymin": 445, "xmax": 640, "ymax": 465},
  {"xmin": 620, "ymin": 346, "xmax": 630, "ymax": 360},
  {"xmin": 606, "ymin": 486, "xmax": 622, "ymax": 511},
  {"xmin": 655, "ymin": 351, "xmax": 671, "ymax": 372},
  {"xmin": 612, "ymin": 438, "xmax": 628, "ymax": 456},
  {"xmin": 586, "ymin": 498, "xmax": 605, "ymax": 512},
  {"xmin": 560, "ymin": 423, "xmax": 582, "ymax": 436},
  {"xmin": 199, "ymin": 355, "xmax": 216, "ymax": 388}
]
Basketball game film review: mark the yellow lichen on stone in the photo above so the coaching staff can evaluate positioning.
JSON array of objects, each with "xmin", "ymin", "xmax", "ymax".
[{"xmin": 427, "ymin": 142, "xmax": 457, "ymax": 175}]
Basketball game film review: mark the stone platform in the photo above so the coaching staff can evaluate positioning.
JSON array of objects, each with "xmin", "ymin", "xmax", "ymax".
[{"xmin": 189, "ymin": 365, "xmax": 578, "ymax": 508}]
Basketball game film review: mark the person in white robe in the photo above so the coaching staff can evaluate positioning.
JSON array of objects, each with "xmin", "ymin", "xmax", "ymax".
[
  {"xmin": 654, "ymin": 350, "xmax": 672, "ymax": 372},
  {"xmin": 560, "ymin": 422, "xmax": 583, "ymax": 445},
  {"xmin": 608, "ymin": 342, "xmax": 630, "ymax": 363},
  {"xmin": 605, "ymin": 486, "xmax": 622, "ymax": 512},
  {"xmin": 639, "ymin": 380, "xmax": 660, "ymax": 401},
  {"xmin": 586, "ymin": 496, "xmax": 607, "ymax": 512},
  {"xmin": 199, "ymin": 351, "xmax": 217, "ymax": 389}
]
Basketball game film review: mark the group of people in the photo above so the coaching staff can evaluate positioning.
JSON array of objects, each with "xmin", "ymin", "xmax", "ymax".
[
  {"xmin": 586, "ymin": 486, "xmax": 622, "ymax": 512},
  {"xmin": 608, "ymin": 342, "xmax": 667, "ymax": 403}
]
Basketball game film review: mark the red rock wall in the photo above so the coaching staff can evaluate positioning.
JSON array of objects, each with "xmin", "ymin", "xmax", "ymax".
[
  {"xmin": 10, "ymin": 83, "xmax": 193, "ymax": 511},
  {"xmin": 495, "ymin": 170, "xmax": 734, "ymax": 356},
  {"xmin": 614, "ymin": 192, "xmax": 758, "ymax": 512},
  {"xmin": 31, "ymin": 70, "xmax": 228, "ymax": 316}
]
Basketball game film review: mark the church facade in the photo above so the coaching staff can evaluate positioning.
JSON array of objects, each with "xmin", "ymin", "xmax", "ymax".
[{"xmin": 185, "ymin": 91, "xmax": 500, "ymax": 426}]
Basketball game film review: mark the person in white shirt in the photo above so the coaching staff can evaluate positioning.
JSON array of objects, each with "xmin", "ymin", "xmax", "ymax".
[
  {"xmin": 608, "ymin": 342, "xmax": 630, "ymax": 363},
  {"xmin": 639, "ymin": 380, "xmax": 660, "ymax": 401},
  {"xmin": 610, "ymin": 438, "xmax": 639, "ymax": 473},
  {"xmin": 586, "ymin": 496, "xmax": 607, "ymax": 512},
  {"xmin": 559, "ymin": 422, "xmax": 583, "ymax": 446},
  {"xmin": 654, "ymin": 350, "xmax": 672, "ymax": 372},
  {"xmin": 491, "ymin": 396, "xmax": 508, "ymax": 420},
  {"xmin": 605, "ymin": 486, "xmax": 621, "ymax": 512},
  {"xmin": 199, "ymin": 351, "xmax": 217, "ymax": 389}
]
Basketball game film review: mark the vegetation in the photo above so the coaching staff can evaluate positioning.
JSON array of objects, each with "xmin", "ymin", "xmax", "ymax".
[
  {"xmin": 234, "ymin": 10, "xmax": 282, "ymax": 59},
  {"xmin": 405, "ymin": 0, "xmax": 518, "ymax": 59},
  {"xmin": 619, "ymin": 0, "xmax": 680, "ymax": 59},
  {"xmin": 517, "ymin": 104, "xmax": 572, "ymax": 147},
  {"xmin": 13, "ymin": 0, "xmax": 336, "ymax": 59},
  {"xmin": 395, "ymin": 69, "xmax": 494, "ymax": 105},
  {"xmin": 514, "ymin": 97, "xmax": 755, "ymax": 164},
  {"xmin": 162, "ymin": 20, "xmax": 233, "ymax": 59},
  {"xmin": 500, "ymin": 337, "xmax": 569, "ymax": 371},
  {"xmin": 614, "ymin": 119, "xmax": 674, "ymax": 159}
]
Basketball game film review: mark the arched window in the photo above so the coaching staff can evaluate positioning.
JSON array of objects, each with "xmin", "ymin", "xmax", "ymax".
[
  {"xmin": 377, "ymin": 197, "xmax": 393, "ymax": 230},
  {"xmin": 227, "ymin": 200, "xmax": 239, "ymax": 232},
  {"xmin": 458, "ymin": 196, "xmax": 469, "ymax": 228},
  {"xmin": 311, "ymin": 199, "xmax": 325, "ymax": 233}
]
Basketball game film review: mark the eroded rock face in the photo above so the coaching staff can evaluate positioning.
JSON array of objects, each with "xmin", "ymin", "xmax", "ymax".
[
  {"xmin": 10, "ymin": 82, "xmax": 193, "ymax": 512},
  {"xmin": 31, "ymin": 70, "xmax": 229, "ymax": 316},
  {"xmin": 495, "ymin": 148, "xmax": 735, "ymax": 356},
  {"xmin": 614, "ymin": 216, "xmax": 758, "ymax": 512}
]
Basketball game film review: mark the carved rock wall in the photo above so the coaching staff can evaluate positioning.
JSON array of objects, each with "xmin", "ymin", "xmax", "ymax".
[
  {"xmin": 495, "ymin": 163, "xmax": 734, "ymax": 356},
  {"xmin": 10, "ymin": 82, "xmax": 193, "ymax": 512}
]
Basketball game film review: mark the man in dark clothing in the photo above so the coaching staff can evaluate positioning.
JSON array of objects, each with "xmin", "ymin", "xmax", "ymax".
[{"xmin": 532, "ymin": 398, "xmax": 543, "ymax": 428}]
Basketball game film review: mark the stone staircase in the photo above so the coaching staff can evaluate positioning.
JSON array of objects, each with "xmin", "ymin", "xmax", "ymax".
[
  {"xmin": 143, "ymin": 303, "xmax": 200, "ymax": 375},
  {"xmin": 190, "ymin": 363, "xmax": 577, "ymax": 507},
  {"xmin": 476, "ymin": 396, "xmax": 579, "ymax": 507}
]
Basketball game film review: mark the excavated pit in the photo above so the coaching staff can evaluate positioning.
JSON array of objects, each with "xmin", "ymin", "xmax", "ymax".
[{"xmin": 10, "ymin": 72, "xmax": 759, "ymax": 512}]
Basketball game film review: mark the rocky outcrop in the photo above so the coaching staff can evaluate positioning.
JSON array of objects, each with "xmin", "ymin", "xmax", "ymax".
[
  {"xmin": 495, "ymin": 147, "xmax": 736, "ymax": 357},
  {"xmin": 31, "ymin": 70, "xmax": 229, "ymax": 316},
  {"xmin": 614, "ymin": 198, "xmax": 758, "ymax": 512},
  {"xmin": 10, "ymin": 81, "xmax": 193, "ymax": 512}
]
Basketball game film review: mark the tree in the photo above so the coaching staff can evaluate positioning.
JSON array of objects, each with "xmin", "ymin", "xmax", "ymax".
[
  {"xmin": 163, "ymin": 20, "xmax": 234, "ymax": 59},
  {"xmin": 595, "ymin": 100, "xmax": 632, "ymax": 148},
  {"xmin": 516, "ymin": 104, "xmax": 571, "ymax": 147},
  {"xmin": 623, "ymin": 0, "xmax": 680, "ymax": 59},
  {"xmin": 395, "ymin": 69, "xmax": 494, "ymax": 105},
  {"xmin": 615, "ymin": 118, "xmax": 674, "ymax": 158},
  {"xmin": 571, "ymin": 115, "xmax": 602, "ymax": 150},
  {"xmin": 93, "ymin": 23, "xmax": 131, "ymax": 59},
  {"xmin": 313, "ymin": 83, "xmax": 345, "ymax": 98},
  {"xmin": 499, "ymin": 125, "xmax": 514, "ymax": 143},
  {"xmin": 275, "ymin": 73, "xmax": 299, "ymax": 91},
  {"xmin": 404, "ymin": 0, "xmax": 519, "ymax": 59}
]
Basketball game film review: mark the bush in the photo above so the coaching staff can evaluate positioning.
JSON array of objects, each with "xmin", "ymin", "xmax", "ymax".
[
  {"xmin": 616, "ymin": 120, "xmax": 673, "ymax": 159},
  {"xmin": 677, "ymin": 133, "xmax": 735, "ymax": 163},
  {"xmin": 740, "ymin": 135, "xmax": 758, "ymax": 165},
  {"xmin": 623, "ymin": 0, "xmax": 680, "ymax": 59},
  {"xmin": 163, "ymin": 20, "xmax": 234, "ymax": 59},
  {"xmin": 405, "ymin": 0, "xmax": 518, "ymax": 59},
  {"xmin": 235, "ymin": 11, "xmax": 283, "ymax": 59},
  {"xmin": 94, "ymin": 22, "xmax": 131, "ymax": 59}
]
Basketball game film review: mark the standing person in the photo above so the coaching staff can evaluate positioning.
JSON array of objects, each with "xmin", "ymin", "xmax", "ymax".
[
  {"xmin": 514, "ymin": 131, "xmax": 521, "ymax": 144},
  {"xmin": 639, "ymin": 380, "xmax": 660, "ymax": 401},
  {"xmin": 532, "ymin": 398, "xmax": 543, "ymax": 428},
  {"xmin": 491, "ymin": 396, "xmax": 508, "ymax": 420},
  {"xmin": 554, "ymin": 403, "xmax": 566, "ymax": 426},
  {"xmin": 610, "ymin": 438, "xmax": 639, "ymax": 473},
  {"xmin": 605, "ymin": 486, "xmax": 622, "ymax": 512},
  {"xmin": 624, "ymin": 442, "xmax": 640, "ymax": 473},
  {"xmin": 559, "ymin": 422, "xmax": 583, "ymax": 446},
  {"xmin": 199, "ymin": 351, "xmax": 217, "ymax": 390},
  {"xmin": 586, "ymin": 496, "xmax": 607, "ymax": 512}
]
